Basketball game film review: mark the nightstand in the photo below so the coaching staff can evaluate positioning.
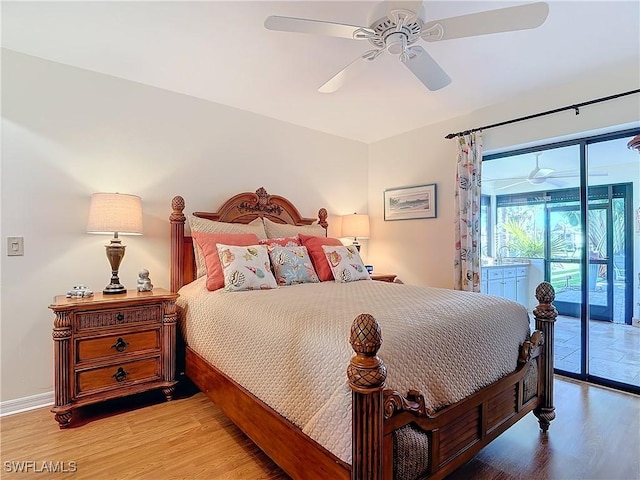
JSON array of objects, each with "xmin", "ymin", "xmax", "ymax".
[
  {"xmin": 371, "ymin": 273, "xmax": 397, "ymax": 283},
  {"xmin": 49, "ymin": 288, "xmax": 179, "ymax": 428}
]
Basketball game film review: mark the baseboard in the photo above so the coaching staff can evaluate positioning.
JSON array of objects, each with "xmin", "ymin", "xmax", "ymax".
[{"xmin": 0, "ymin": 391, "xmax": 54, "ymax": 416}]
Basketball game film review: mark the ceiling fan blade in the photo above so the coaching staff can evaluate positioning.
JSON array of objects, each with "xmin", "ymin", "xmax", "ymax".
[
  {"xmin": 546, "ymin": 179, "xmax": 566, "ymax": 187},
  {"xmin": 402, "ymin": 46, "xmax": 451, "ymax": 91},
  {"xmin": 264, "ymin": 16, "xmax": 374, "ymax": 40},
  {"xmin": 494, "ymin": 180, "xmax": 529, "ymax": 191},
  {"xmin": 547, "ymin": 171, "xmax": 609, "ymax": 179},
  {"xmin": 318, "ymin": 50, "xmax": 382, "ymax": 93},
  {"xmin": 421, "ymin": 2, "xmax": 549, "ymax": 42}
]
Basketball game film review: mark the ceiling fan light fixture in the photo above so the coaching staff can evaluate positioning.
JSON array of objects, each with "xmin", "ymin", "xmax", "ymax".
[{"xmin": 386, "ymin": 32, "xmax": 408, "ymax": 54}]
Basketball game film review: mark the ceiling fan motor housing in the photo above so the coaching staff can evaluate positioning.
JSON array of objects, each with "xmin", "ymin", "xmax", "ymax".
[{"xmin": 368, "ymin": 10, "xmax": 423, "ymax": 52}]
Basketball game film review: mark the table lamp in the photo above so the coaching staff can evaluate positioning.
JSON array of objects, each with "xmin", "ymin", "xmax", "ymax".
[
  {"xmin": 87, "ymin": 193, "xmax": 143, "ymax": 294},
  {"xmin": 341, "ymin": 213, "xmax": 370, "ymax": 251}
]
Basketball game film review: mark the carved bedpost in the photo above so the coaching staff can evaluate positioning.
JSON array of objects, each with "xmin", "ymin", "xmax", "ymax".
[
  {"xmin": 347, "ymin": 314, "xmax": 387, "ymax": 480},
  {"xmin": 170, "ymin": 196, "xmax": 186, "ymax": 293},
  {"xmin": 533, "ymin": 281, "xmax": 557, "ymax": 432}
]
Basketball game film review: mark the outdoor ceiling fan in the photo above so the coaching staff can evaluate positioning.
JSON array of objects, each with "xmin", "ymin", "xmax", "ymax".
[
  {"xmin": 264, "ymin": 1, "xmax": 549, "ymax": 93},
  {"xmin": 487, "ymin": 153, "xmax": 608, "ymax": 190}
]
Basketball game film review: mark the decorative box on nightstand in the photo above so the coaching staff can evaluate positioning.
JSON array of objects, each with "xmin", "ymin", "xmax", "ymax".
[
  {"xmin": 371, "ymin": 273, "xmax": 397, "ymax": 283},
  {"xmin": 49, "ymin": 288, "xmax": 179, "ymax": 428}
]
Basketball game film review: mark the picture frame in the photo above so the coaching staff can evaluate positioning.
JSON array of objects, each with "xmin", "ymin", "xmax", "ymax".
[{"xmin": 384, "ymin": 183, "xmax": 437, "ymax": 221}]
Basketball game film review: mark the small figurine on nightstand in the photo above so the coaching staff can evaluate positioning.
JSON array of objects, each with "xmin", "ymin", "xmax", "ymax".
[
  {"xmin": 137, "ymin": 269, "xmax": 153, "ymax": 292},
  {"xmin": 66, "ymin": 285, "xmax": 93, "ymax": 298}
]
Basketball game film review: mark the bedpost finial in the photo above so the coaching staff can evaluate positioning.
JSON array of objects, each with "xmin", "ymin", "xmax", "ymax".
[
  {"xmin": 350, "ymin": 313, "xmax": 382, "ymax": 355},
  {"xmin": 535, "ymin": 281, "xmax": 555, "ymax": 304},
  {"xmin": 318, "ymin": 208, "xmax": 328, "ymax": 229},
  {"xmin": 171, "ymin": 196, "xmax": 186, "ymax": 222},
  {"xmin": 348, "ymin": 314, "xmax": 386, "ymax": 392},
  {"xmin": 533, "ymin": 281, "xmax": 557, "ymax": 322}
]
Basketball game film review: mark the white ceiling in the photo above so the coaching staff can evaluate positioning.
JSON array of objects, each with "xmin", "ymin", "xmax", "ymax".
[{"xmin": 2, "ymin": 1, "xmax": 639, "ymax": 144}]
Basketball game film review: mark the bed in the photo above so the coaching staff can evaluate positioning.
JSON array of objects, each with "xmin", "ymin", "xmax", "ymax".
[{"xmin": 169, "ymin": 187, "xmax": 557, "ymax": 480}]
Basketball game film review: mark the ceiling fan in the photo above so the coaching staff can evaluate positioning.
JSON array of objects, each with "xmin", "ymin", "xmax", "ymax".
[
  {"xmin": 487, "ymin": 153, "xmax": 608, "ymax": 190},
  {"xmin": 264, "ymin": 1, "xmax": 549, "ymax": 93}
]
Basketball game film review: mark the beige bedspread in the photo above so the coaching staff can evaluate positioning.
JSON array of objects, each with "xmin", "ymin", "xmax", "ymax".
[{"xmin": 177, "ymin": 277, "xmax": 530, "ymax": 464}]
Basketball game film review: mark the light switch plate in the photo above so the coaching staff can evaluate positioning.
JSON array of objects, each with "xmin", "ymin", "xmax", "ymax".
[{"xmin": 7, "ymin": 237, "xmax": 24, "ymax": 256}]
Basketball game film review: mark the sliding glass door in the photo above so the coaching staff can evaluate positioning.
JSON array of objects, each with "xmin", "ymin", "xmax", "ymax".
[{"xmin": 482, "ymin": 128, "xmax": 639, "ymax": 394}]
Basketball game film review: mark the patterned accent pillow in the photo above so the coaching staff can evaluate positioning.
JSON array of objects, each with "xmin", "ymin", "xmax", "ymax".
[
  {"xmin": 189, "ymin": 216, "xmax": 267, "ymax": 278},
  {"xmin": 263, "ymin": 217, "xmax": 326, "ymax": 239},
  {"xmin": 192, "ymin": 232, "xmax": 261, "ymax": 291},
  {"xmin": 321, "ymin": 245, "xmax": 371, "ymax": 283},
  {"xmin": 267, "ymin": 246, "xmax": 320, "ymax": 286},
  {"xmin": 298, "ymin": 234, "xmax": 344, "ymax": 281},
  {"xmin": 216, "ymin": 244, "xmax": 278, "ymax": 292},
  {"xmin": 259, "ymin": 236, "xmax": 301, "ymax": 247}
]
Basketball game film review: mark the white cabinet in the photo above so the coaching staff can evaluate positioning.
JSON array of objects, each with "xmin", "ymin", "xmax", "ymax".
[{"xmin": 481, "ymin": 265, "xmax": 529, "ymax": 308}]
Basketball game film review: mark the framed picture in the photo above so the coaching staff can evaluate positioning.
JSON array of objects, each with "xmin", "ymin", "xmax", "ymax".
[{"xmin": 384, "ymin": 184, "xmax": 437, "ymax": 221}]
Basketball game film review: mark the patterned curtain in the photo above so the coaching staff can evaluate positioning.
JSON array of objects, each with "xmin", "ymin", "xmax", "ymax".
[{"xmin": 454, "ymin": 132, "xmax": 483, "ymax": 292}]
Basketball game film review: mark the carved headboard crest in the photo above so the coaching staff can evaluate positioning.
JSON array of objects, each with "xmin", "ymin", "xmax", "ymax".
[{"xmin": 238, "ymin": 187, "xmax": 283, "ymax": 216}]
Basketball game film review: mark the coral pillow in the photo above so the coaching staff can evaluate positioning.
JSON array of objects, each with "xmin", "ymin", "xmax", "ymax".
[
  {"xmin": 259, "ymin": 236, "xmax": 301, "ymax": 247},
  {"xmin": 192, "ymin": 231, "xmax": 260, "ymax": 291},
  {"xmin": 298, "ymin": 234, "xmax": 344, "ymax": 281}
]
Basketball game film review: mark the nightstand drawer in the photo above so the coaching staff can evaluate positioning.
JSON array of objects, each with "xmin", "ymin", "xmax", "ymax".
[
  {"xmin": 75, "ymin": 305, "xmax": 162, "ymax": 332},
  {"xmin": 76, "ymin": 357, "xmax": 161, "ymax": 396},
  {"xmin": 76, "ymin": 329, "xmax": 160, "ymax": 363}
]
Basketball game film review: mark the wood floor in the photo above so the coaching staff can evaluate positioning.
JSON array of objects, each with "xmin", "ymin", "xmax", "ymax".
[{"xmin": 1, "ymin": 376, "xmax": 638, "ymax": 480}]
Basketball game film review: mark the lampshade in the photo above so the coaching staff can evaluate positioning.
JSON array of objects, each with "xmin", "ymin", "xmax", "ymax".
[
  {"xmin": 87, "ymin": 193, "xmax": 143, "ymax": 235},
  {"xmin": 342, "ymin": 213, "xmax": 370, "ymax": 239}
]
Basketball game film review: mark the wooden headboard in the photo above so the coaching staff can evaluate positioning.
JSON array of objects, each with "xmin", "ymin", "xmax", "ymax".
[{"xmin": 170, "ymin": 187, "xmax": 328, "ymax": 292}]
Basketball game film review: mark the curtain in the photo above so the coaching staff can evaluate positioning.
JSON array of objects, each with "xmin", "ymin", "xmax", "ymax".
[{"xmin": 454, "ymin": 132, "xmax": 483, "ymax": 292}]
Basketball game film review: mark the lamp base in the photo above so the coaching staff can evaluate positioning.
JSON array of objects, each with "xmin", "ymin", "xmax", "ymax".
[
  {"xmin": 103, "ymin": 281, "xmax": 126, "ymax": 295},
  {"xmin": 103, "ymin": 239, "xmax": 127, "ymax": 295}
]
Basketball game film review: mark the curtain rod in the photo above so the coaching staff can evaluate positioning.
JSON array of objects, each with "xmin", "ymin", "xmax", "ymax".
[{"xmin": 444, "ymin": 89, "xmax": 640, "ymax": 140}]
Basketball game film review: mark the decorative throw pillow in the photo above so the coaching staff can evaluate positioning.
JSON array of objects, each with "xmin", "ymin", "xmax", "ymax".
[
  {"xmin": 298, "ymin": 234, "xmax": 344, "ymax": 281},
  {"xmin": 259, "ymin": 236, "xmax": 301, "ymax": 247},
  {"xmin": 189, "ymin": 216, "xmax": 267, "ymax": 278},
  {"xmin": 192, "ymin": 232, "xmax": 260, "ymax": 291},
  {"xmin": 267, "ymin": 246, "xmax": 320, "ymax": 286},
  {"xmin": 216, "ymin": 244, "xmax": 278, "ymax": 292},
  {"xmin": 321, "ymin": 245, "xmax": 371, "ymax": 283},
  {"xmin": 263, "ymin": 217, "xmax": 326, "ymax": 239}
]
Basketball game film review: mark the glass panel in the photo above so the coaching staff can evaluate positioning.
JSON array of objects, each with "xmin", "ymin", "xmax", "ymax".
[
  {"xmin": 612, "ymin": 197, "xmax": 626, "ymax": 325},
  {"xmin": 549, "ymin": 209, "xmax": 581, "ymax": 260},
  {"xmin": 550, "ymin": 261, "xmax": 582, "ymax": 374},
  {"xmin": 587, "ymin": 136, "xmax": 639, "ymax": 388}
]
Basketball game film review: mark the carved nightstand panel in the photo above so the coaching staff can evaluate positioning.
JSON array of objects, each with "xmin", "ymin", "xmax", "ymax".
[{"xmin": 49, "ymin": 289, "xmax": 178, "ymax": 428}]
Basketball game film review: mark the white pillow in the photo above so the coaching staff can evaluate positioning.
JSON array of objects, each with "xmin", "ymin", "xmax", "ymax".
[
  {"xmin": 263, "ymin": 217, "xmax": 325, "ymax": 239},
  {"xmin": 321, "ymin": 245, "xmax": 371, "ymax": 283},
  {"xmin": 216, "ymin": 244, "xmax": 278, "ymax": 291},
  {"xmin": 189, "ymin": 216, "xmax": 267, "ymax": 278}
]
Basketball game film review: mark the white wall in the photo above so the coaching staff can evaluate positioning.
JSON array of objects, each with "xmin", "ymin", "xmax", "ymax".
[
  {"xmin": 367, "ymin": 64, "xmax": 639, "ymax": 289},
  {"xmin": 0, "ymin": 49, "xmax": 368, "ymax": 403}
]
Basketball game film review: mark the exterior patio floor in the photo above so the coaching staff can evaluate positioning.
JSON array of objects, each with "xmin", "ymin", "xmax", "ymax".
[{"xmin": 532, "ymin": 314, "xmax": 640, "ymax": 388}]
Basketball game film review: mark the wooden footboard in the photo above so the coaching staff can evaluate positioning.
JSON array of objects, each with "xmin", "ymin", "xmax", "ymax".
[{"xmin": 348, "ymin": 283, "xmax": 557, "ymax": 480}]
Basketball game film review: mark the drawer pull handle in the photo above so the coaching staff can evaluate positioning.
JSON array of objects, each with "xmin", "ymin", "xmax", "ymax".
[
  {"xmin": 116, "ymin": 313, "xmax": 125, "ymax": 322},
  {"xmin": 112, "ymin": 367, "xmax": 129, "ymax": 383},
  {"xmin": 111, "ymin": 337, "xmax": 129, "ymax": 352}
]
